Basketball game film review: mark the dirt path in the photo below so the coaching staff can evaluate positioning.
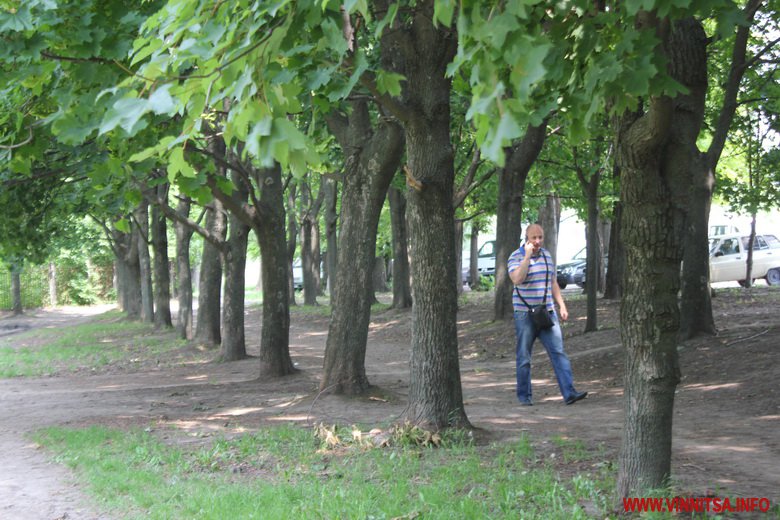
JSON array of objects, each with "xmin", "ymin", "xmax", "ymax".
[{"xmin": 1, "ymin": 292, "xmax": 778, "ymax": 519}]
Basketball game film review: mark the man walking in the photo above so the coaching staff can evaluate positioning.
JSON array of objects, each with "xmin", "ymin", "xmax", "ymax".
[{"xmin": 508, "ymin": 223, "xmax": 587, "ymax": 406}]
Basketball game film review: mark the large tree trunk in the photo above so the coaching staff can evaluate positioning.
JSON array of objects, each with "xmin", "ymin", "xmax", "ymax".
[
  {"xmin": 679, "ymin": 156, "xmax": 715, "ymax": 336},
  {"xmin": 616, "ymin": 17, "xmax": 706, "ymax": 498},
  {"xmin": 254, "ymin": 164, "xmax": 296, "ymax": 376},
  {"xmin": 379, "ymin": 1, "xmax": 469, "ymax": 428},
  {"xmin": 320, "ymin": 100, "xmax": 404, "ymax": 394},
  {"xmin": 174, "ymin": 197, "xmax": 195, "ymax": 339},
  {"xmin": 135, "ymin": 200, "xmax": 154, "ymax": 323},
  {"xmin": 195, "ymin": 201, "xmax": 226, "ymax": 346},
  {"xmin": 388, "ymin": 186, "xmax": 412, "ymax": 309},
  {"xmin": 493, "ymin": 122, "xmax": 548, "ymax": 321},
  {"xmin": 152, "ymin": 183, "xmax": 173, "ymax": 329},
  {"xmin": 220, "ymin": 173, "xmax": 250, "ymax": 362},
  {"xmin": 114, "ymin": 225, "xmax": 142, "ymax": 319},
  {"xmin": 679, "ymin": 0, "xmax": 760, "ymax": 338}
]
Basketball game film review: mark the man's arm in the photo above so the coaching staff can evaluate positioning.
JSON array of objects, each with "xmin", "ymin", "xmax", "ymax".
[
  {"xmin": 552, "ymin": 278, "xmax": 568, "ymax": 321},
  {"xmin": 509, "ymin": 251, "xmax": 531, "ymax": 285}
]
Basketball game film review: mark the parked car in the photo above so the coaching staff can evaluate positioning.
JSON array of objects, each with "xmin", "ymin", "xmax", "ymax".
[
  {"xmin": 572, "ymin": 255, "xmax": 608, "ymax": 288},
  {"xmin": 462, "ymin": 240, "xmax": 496, "ymax": 285},
  {"xmin": 556, "ymin": 248, "xmax": 586, "ymax": 289},
  {"xmin": 709, "ymin": 233, "xmax": 780, "ymax": 286}
]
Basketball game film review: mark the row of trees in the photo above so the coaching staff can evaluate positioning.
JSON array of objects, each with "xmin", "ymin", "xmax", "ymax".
[{"xmin": 2, "ymin": 0, "xmax": 778, "ymax": 502}]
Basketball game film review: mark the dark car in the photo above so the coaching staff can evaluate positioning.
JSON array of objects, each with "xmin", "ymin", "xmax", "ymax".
[
  {"xmin": 556, "ymin": 248, "xmax": 586, "ymax": 289},
  {"xmin": 572, "ymin": 255, "xmax": 608, "ymax": 288}
]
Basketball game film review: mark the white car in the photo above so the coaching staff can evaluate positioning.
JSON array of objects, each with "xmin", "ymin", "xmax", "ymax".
[{"xmin": 709, "ymin": 233, "xmax": 780, "ymax": 286}]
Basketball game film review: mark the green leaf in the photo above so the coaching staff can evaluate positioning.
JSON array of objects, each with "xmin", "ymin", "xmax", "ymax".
[
  {"xmin": 114, "ymin": 218, "xmax": 130, "ymax": 233},
  {"xmin": 0, "ymin": 6, "xmax": 33, "ymax": 32},
  {"xmin": 147, "ymin": 85, "xmax": 176, "ymax": 115},
  {"xmin": 375, "ymin": 70, "xmax": 405, "ymax": 97},
  {"xmin": 433, "ymin": 0, "xmax": 456, "ymax": 28}
]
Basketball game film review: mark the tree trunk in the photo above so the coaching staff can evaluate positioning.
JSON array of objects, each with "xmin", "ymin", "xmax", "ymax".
[
  {"xmin": 537, "ymin": 193, "xmax": 561, "ymax": 266},
  {"xmin": 388, "ymin": 186, "xmax": 412, "ymax": 309},
  {"xmin": 152, "ymin": 184, "xmax": 173, "ymax": 328},
  {"xmin": 454, "ymin": 219, "xmax": 465, "ymax": 293},
  {"xmin": 220, "ymin": 173, "xmax": 250, "ymax": 362},
  {"xmin": 195, "ymin": 201, "xmax": 226, "ymax": 346},
  {"xmin": 745, "ymin": 215, "xmax": 757, "ymax": 286},
  {"xmin": 616, "ymin": 17, "xmax": 706, "ymax": 498},
  {"xmin": 373, "ymin": 256, "xmax": 389, "ymax": 293},
  {"xmin": 174, "ymin": 197, "xmax": 195, "ymax": 339},
  {"xmin": 324, "ymin": 177, "xmax": 339, "ymax": 295},
  {"xmin": 469, "ymin": 226, "xmax": 480, "ymax": 289},
  {"xmin": 679, "ymin": 0, "xmax": 759, "ymax": 338},
  {"xmin": 604, "ymin": 199, "xmax": 625, "ymax": 300},
  {"xmin": 584, "ymin": 177, "xmax": 601, "ymax": 332},
  {"xmin": 493, "ymin": 122, "xmax": 548, "ymax": 321},
  {"xmin": 320, "ymin": 100, "xmax": 404, "ymax": 394},
  {"xmin": 135, "ymin": 200, "xmax": 154, "ymax": 323},
  {"xmin": 678, "ymin": 156, "xmax": 715, "ymax": 335},
  {"xmin": 48, "ymin": 262, "xmax": 57, "ymax": 307},
  {"xmin": 254, "ymin": 165, "xmax": 296, "ymax": 376},
  {"xmin": 114, "ymin": 225, "xmax": 142, "ymax": 319},
  {"xmin": 285, "ymin": 186, "xmax": 298, "ymax": 305},
  {"xmin": 380, "ymin": 2, "xmax": 469, "ymax": 428},
  {"xmin": 301, "ymin": 202, "xmax": 320, "ymax": 305},
  {"xmin": 10, "ymin": 265, "xmax": 22, "ymax": 315}
]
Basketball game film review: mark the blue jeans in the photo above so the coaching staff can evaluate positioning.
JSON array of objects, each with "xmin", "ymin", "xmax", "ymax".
[{"xmin": 514, "ymin": 309, "xmax": 578, "ymax": 403}]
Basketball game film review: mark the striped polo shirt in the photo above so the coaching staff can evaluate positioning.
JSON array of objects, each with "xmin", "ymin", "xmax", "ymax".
[{"xmin": 508, "ymin": 246, "xmax": 554, "ymax": 312}]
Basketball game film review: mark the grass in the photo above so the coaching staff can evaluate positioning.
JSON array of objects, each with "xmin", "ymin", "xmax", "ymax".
[
  {"xmin": 0, "ymin": 311, "xmax": 190, "ymax": 378},
  {"xmin": 32, "ymin": 423, "xmax": 616, "ymax": 520}
]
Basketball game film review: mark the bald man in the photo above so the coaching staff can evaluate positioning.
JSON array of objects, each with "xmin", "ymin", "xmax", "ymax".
[{"xmin": 508, "ymin": 223, "xmax": 587, "ymax": 406}]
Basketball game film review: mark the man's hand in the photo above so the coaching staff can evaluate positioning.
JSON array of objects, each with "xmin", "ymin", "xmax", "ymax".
[{"xmin": 525, "ymin": 240, "xmax": 539, "ymax": 256}]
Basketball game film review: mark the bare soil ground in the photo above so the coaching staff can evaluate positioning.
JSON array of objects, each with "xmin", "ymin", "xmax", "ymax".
[{"xmin": 0, "ymin": 288, "xmax": 778, "ymax": 519}]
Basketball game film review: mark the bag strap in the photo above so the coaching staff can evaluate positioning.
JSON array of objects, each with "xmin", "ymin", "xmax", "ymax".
[{"xmin": 514, "ymin": 251, "xmax": 549, "ymax": 310}]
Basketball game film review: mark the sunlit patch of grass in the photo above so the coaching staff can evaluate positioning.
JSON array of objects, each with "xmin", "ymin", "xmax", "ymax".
[
  {"xmin": 33, "ymin": 424, "xmax": 616, "ymax": 519},
  {"xmin": 0, "ymin": 314, "xmax": 190, "ymax": 378}
]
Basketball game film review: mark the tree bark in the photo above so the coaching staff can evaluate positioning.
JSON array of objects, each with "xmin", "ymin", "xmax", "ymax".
[
  {"xmin": 583, "ymin": 172, "xmax": 602, "ymax": 332},
  {"xmin": 113, "ymin": 225, "xmax": 142, "ymax": 319},
  {"xmin": 174, "ymin": 197, "xmax": 195, "ymax": 339},
  {"xmin": 253, "ymin": 165, "xmax": 296, "ymax": 376},
  {"xmin": 493, "ymin": 122, "xmax": 549, "ymax": 321},
  {"xmin": 679, "ymin": 0, "xmax": 760, "ymax": 338},
  {"xmin": 537, "ymin": 193, "xmax": 561, "ymax": 266},
  {"xmin": 376, "ymin": 1, "xmax": 469, "ymax": 428},
  {"xmin": 604, "ymin": 195, "xmax": 625, "ymax": 299},
  {"xmin": 220, "ymin": 172, "xmax": 250, "ymax": 361},
  {"xmin": 135, "ymin": 200, "xmax": 154, "ymax": 323},
  {"xmin": 616, "ymin": 17, "xmax": 706, "ymax": 498},
  {"xmin": 152, "ymin": 183, "xmax": 173, "ymax": 329},
  {"xmin": 285, "ymin": 185, "xmax": 298, "ymax": 305},
  {"xmin": 320, "ymin": 100, "xmax": 404, "ymax": 394},
  {"xmin": 323, "ymin": 177, "xmax": 339, "ymax": 295},
  {"xmin": 388, "ymin": 186, "xmax": 412, "ymax": 308},
  {"xmin": 195, "ymin": 201, "xmax": 226, "ymax": 346},
  {"xmin": 469, "ymin": 226, "xmax": 480, "ymax": 288}
]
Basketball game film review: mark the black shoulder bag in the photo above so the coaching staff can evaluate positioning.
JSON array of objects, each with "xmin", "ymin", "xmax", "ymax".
[{"xmin": 514, "ymin": 253, "xmax": 554, "ymax": 329}]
